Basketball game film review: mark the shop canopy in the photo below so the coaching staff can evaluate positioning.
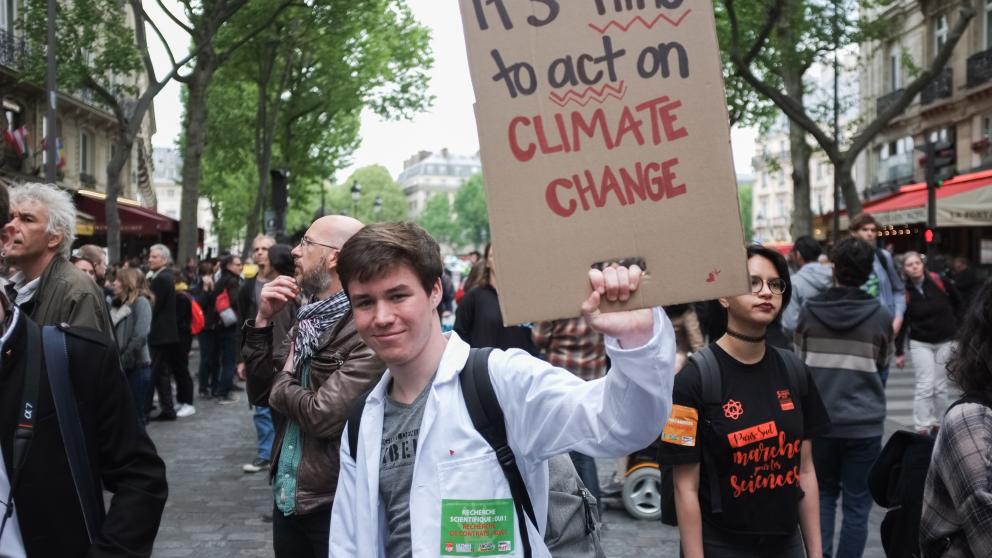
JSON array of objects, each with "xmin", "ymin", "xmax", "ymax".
[
  {"xmin": 842, "ymin": 169, "xmax": 992, "ymax": 228},
  {"xmin": 75, "ymin": 190, "xmax": 176, "ymax": 236}
]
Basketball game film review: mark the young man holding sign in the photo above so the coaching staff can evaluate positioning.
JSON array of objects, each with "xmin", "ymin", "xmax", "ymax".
[{"xmin": 329, "ymin": 222, "xmax": 675, "ymax": 557}]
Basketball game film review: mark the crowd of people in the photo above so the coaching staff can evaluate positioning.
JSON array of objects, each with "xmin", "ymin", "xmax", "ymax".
[{"xmin": 1, "ymin": 177, "xmax": 991, "ymax": 558}]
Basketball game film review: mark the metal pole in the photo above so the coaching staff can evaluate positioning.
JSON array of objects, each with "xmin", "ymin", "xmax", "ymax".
[
  {"xmin": 45, "ymin": 0, "xmax": 57, "ymax": 183},
  {"xmin": 926, "ymin": 142, "xmax": 938, "ymax": 257},
  {"xmin": 831, "ymin": 0, "xmax": 841, "ymax": 241}
]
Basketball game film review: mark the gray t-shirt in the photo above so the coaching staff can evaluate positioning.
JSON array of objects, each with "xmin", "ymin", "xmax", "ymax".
[{"xmin": 379, "ymin": 379, "xmax": 433, "ymax": 558}]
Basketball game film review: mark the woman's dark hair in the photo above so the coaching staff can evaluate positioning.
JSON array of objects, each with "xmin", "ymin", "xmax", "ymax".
[
  {"xmin": 831, "ymin": 237, "xmax": 875, "ymax": 287},
  {"xmin": 477, "ymin": 243, "xmax": 495, "ymax": 290},
  {"xmin": 198, "ymin": 260, "xmax": 214, "ymax": 277},
  {"xmin": 746, "ymin": 244, "xmax": 792, "ymax": 316},
  {"xmin": 947, "ymin": 279, "xmax": 992, "ymax": 401},
  {"xmin": 268, "ymin": 244, "xmax": 295, "ymax": 277}
]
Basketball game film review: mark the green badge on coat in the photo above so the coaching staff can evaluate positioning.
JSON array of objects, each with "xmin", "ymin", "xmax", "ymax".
[{"xmin": 440, "ymin": 499, "xmax": 515, "ymax": 555}]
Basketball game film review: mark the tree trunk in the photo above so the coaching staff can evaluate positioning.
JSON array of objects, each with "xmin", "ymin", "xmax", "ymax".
[
  {"xmin": 786, "ymin": 120, "xmax": 812, "ymax": 239},
  {"xmin": 178, "ymin": 49, "xmax": 219, "ymax": 264},
  {"xmin": 839, "ymin": 161, "xmax": 861, "ymax": 218},
  {"xmin": 105, "ymin": 130, "xmax": 133, "ymax": 263}
]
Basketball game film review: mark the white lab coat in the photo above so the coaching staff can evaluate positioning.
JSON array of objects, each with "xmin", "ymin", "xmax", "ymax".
[{"xmin": 329, "ymin": 308, "xmax": 675, "ymax": 557}]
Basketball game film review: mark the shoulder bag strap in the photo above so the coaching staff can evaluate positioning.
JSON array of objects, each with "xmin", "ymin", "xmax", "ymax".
[
  {"xmin": 1, "ymin": 315, "xmax": 41, "ymax": 536},
  {"xmin": 42, "ymin": 325, "xmax": 101, "ymax": 544},
  {"xmin": 459, "ymin": 347, "xmax": 537, "ymax": 558},
  {"xmin": 688, "ymin": 345, "xmax": 725, "ymax": 514}
]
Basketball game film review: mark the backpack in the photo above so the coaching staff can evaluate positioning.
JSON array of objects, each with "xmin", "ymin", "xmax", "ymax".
[
  {"xmin": 214, "ymin": 289, "xmax": 237, "ymax": 327},
  {"xmin": 347, "ymin": 347, "xmax": 605, "ymax": 558},
  {"xmin": 180, "ymin": 291, "xmax": 205, "ymax": 335},
  {"xmin": 904, "ymin": 272, "xmax": 947, "ymax": 304},
  {"xmin": 659, "ymin": 344, "xmax": 809, "ymax": 526},
  {"xmin": 869, "ymin": 395, "xmax": 986, "ymax": 558}
]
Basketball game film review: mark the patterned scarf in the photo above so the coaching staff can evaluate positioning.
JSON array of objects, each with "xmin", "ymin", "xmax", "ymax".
[{"xmin": 293, "ymin": 290, "xmax": 350, "ymax": 368}]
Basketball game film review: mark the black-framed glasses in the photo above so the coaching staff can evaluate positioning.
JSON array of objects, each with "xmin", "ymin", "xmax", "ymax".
[
  {"xmin": 299, "ymin": 236, "xmax": 340, "ymax": 251},
  {"xmin": 750, "ymin": 276, "xmax": 786, "ymax": 295}
]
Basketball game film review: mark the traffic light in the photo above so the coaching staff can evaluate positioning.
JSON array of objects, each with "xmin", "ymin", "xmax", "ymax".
[
  {"xmin": 925, "ymin": 140, "xmax": 955, "ymax": 186},
  {"xmin": 924, "ymin": 228, "xmax": 934, "ymax": 244}
]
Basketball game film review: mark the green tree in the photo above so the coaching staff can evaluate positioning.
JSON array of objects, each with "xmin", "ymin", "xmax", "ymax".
[
  {"xmin": 723, "ymin": 0, "xmax": 976, "ymax": 221},
  {"xmin": 453, "ymin": 173, "xmax": 490, "ymax": 250},
  {"xmin": 738, "ymin": 183, "xmax": 753, "ymax": 243},
  {"xmin": 19, "ymin": 0, "xmax": 245, "ymax": 261},
  {"xmin": 418, "ymin": 193, "xmax": 456, "ymax": 246},
  {"xmin": 327, "ymin": 165, "xmax": 408, "ymax": 224},
  {"xmin": 194, "ymin": 0, "xmax": 432, "ymax": 256}
]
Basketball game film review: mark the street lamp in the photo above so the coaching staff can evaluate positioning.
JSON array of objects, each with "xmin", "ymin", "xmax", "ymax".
[
  {"xmin": 372, "ymin": 195, "xmax": 383, "ymax": 219},
  {"xmin": 350, "ymin": 180, "xmax": 361, "ymax": 216}
]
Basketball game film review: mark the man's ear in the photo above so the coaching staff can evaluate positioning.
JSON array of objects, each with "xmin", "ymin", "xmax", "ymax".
[
  {"xmin": 47, "ymin": 231, "xmax": 63, "ymax": 252},
  {"xmin": 430, "ymin": 278, "xmax": 442, "ymax": 307}
]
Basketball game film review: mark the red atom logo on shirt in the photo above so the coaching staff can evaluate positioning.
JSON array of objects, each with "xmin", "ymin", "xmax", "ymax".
[{"xmin": 723, "ymin": 399, "xmax": 744, "ymax": 420}]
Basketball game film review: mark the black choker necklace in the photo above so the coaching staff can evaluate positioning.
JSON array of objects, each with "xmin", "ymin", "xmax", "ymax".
[{"xmin": 725, "ymin": 327, "xmax": 766, "ymax": 343}]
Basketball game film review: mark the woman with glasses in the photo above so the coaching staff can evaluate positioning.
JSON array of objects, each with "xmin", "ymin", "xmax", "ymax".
[
  {"xmin": 659, "ymin": 244, "xmax": 831, "ymax": 558},
  {"xmin": 895, "ymin": 251, "xmax": 961, "ymax": 436}
]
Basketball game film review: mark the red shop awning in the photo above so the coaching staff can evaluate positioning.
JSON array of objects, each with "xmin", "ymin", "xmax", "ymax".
[
  {"xmin": 841, "ymin": 169, "xmax": 992, "ymax": 227},
  {"xmin": 75, "ymin": 190, "xmax": 177, "ymax": 236}
]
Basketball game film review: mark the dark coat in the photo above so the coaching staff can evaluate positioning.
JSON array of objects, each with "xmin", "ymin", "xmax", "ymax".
[
  {"xmin": 27, "ymin": 255, "xmax": 112, "ymax": 333},
  {"xmin": 147, "ymin": 267, "xmax": 178, "ymax": 346},
  {"xmin": 0, "ymin": 311, "xmax": 168, "ymax": 557}
]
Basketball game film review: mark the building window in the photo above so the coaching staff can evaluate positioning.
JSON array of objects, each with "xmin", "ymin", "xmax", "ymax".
[
  {"xmin": 0, "ymin": 0, "xmax": 14, "ymax": 35},
  {"xmin": 934, "ymin": 14, "xmax": 949, "ymax": 55},
  {"xmin": 986, "ymin": 0, "xmax": 992, "ymax": 49},
  {"xmin": 889, "ymin": 46, "xmax": 902, "ymax": 91},
  {"xmin": 79, "ymin": 129, "xmax": 94, "ymax": 174}
]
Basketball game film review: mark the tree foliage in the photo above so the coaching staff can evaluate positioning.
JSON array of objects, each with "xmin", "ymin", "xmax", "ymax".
[
  {"xmin": 418, "ymin": 193, "xmax": 457, "ymax": 247},
  {"xmin": 195, "ymin": 0, "xmax": 433, "ymax": 253},
  {"xmin": 722, "ymin": 0, "xmax": 976, "ymax": 221},
  {"xmin": 738, "ymin": 183, "xmax": 753, "ymax": 243},
  {"xmin": 19, "ymin": 0, "xmax": 244, "ymax": 261},
  {"xmin": 453, "ymin": 173, "xmax": 490, "ymax": 250},
  {"xmin": 327, "ymin": 165, "xmax": 408, "ymax": 224}
]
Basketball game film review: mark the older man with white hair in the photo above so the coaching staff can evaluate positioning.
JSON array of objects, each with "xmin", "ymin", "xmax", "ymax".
[{"xmin": 4, "ymin": 182, "xmax": 111, "ymax": 332}]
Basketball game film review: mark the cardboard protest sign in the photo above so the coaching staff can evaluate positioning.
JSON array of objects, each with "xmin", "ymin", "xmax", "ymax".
[{"xmin": 459, "ymin": 0, "xmax": 749, "ymax": 325}]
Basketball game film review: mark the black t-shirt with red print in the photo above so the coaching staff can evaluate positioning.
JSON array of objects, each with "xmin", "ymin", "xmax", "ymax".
[{"xmin": 658, "ymin": 343, "xmax": 831, "ymax": 537}]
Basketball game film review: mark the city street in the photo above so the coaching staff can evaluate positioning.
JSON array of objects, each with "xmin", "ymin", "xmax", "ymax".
[{"xmin": 145, "ymin": 346, "xmax": 914, "ymax": 557}]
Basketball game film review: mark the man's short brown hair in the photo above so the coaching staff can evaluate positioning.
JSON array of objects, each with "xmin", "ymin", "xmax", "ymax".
[
  {"xmin": 849, "ymin": 212, "xmax": 879, "ymax": 232},
  {"xmin": 337, "ymin": 222, "xmax": 442, "ymax": 295}
]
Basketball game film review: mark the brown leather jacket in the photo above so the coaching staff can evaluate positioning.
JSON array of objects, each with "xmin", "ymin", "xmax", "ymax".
[{"xmin": 242, "ymin": 310, "xmax": 385, "ymax": 514}]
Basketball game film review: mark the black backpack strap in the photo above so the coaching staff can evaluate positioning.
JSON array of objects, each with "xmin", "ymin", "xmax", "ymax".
[
  {"xmin": 459, "ymin": 347, "xmax": 537, "ymax": 558},
  {"xmin": 687, "ymin": 345, "xmax": 724, "ymax": 515},
  {"xmin": 43, "ymin": 325, "xmax": 101, "ymax": 544},
  {"xmin": 693, "ymin": 346, "xmax": 721, "ymax": 406},
  {"xmin": 772, "ymin": 346, "xmax": 808, "ymax": 400},
  {"xmin": 346, "ymin": 387, "xmax": 374, "ymax": 462}
]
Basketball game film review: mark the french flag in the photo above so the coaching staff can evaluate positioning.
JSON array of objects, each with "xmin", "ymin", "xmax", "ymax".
[{"xmin": 3, "ymin": 126, "xmax": 28, "ymax": 157}]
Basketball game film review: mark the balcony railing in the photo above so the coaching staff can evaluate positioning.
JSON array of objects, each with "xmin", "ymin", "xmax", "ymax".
[
  {"xmin": 967, "ymin": 48, "xmax": 992, "ymax": 88},
  {"xmin": 921, "ymin": 68, "xmax": 953, "ymax": 105},
  {"xmin": 876, "ymin": 88, "xmax": 904, "ymax": 116},
  {"xmin": 0, "ymin": 28, "xmax": 27, "ymax": 71}
]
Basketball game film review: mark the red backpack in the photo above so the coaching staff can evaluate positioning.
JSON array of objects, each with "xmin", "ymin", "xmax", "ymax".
[{"xmin": 179, "ymin": 292, "xmax": 205, "ymax": 335}]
